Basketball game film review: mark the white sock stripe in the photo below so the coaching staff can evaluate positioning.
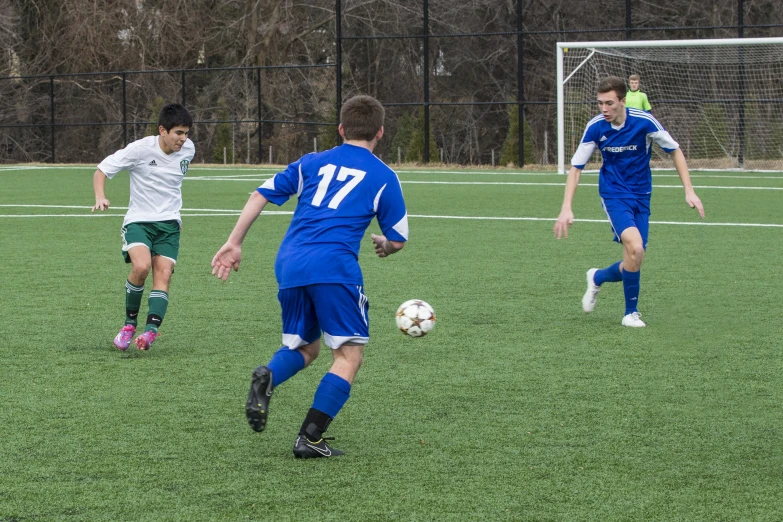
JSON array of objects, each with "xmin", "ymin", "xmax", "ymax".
[
  {"xmin": 149, "ymin": 291, "xmax": 169, "ymax": 300},
  {"xmin": 126, "ymin": 282, "xmax": 144, "ymax": 292}
]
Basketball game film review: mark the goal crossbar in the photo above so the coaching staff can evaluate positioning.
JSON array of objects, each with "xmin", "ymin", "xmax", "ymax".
[{"xmin": 556, "ymin": 37, "xmax": 783, "ymax": 173}]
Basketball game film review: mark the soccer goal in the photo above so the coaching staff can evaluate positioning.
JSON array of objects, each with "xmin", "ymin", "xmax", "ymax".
[{"xmin": 556, "ymin": 37, "xmax": 783, "ymax": 173}]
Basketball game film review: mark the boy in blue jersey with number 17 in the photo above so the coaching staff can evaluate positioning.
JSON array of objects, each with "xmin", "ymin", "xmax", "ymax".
[
  {"xmin": 211, "ymin": 95, "xmax": 408, "ymax": 458},
  {"xmin": 554, "ymin": 76, "xmax": 704, "ymax": 327}
]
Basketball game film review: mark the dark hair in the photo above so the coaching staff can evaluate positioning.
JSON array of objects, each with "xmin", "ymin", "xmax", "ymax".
[
  {"xmin": 597, "ymin": 76, "xmax": 627, "ymax": 101},
  {"xmin": 158, "ymin": 103, "xmax": 193, "ymax": 131},
  {"xmin": 340, "ymin": 95, "xmax": 384, "ymax": 141}
]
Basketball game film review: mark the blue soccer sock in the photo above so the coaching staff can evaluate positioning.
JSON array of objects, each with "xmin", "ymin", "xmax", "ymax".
[
  {"xmin": 622, "ymin": 269, "xmax": 641, "ymax": 314},
  {"xmin": 311, "ymin": 372, "xmax": 351, "ymax": 419},
  {"xmin": 266, "ymin": 347, "xmax": 305, "ymax": 388},
  {"xmin": 594, "ymin": 261, "xmax": 623, "ymax": 286}
]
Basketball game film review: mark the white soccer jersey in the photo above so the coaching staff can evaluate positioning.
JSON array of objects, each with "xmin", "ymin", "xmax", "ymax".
[{"xmin": 98, "ymin": 135, "xmax": 195, "ymax": 226}]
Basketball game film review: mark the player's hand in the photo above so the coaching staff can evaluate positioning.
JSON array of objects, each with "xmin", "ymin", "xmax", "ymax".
[
  {"xmin": 685, "ymin": 192, "xmax": 705, "ymax": 219},
  {"xmin": 371, "ymin": 234, "xmax": 391, "ymax": 258},
  {"xmin": 553, "ymin": 210, "xmax": 575, "ymax": 239},
  {"xmin": 211, "ymin": 243, "xmax": 242, "ymax": 281},
  {"xmin": 92, "ymin": 199, "xmax": 110, "ymax": 212}
]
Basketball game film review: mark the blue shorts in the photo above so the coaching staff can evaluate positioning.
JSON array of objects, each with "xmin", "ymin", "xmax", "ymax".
[
  {"xmin": 600, "ymin": 197, "xmax": 650, "ymax": 249},
  {"xmin": 278, "ymin": 284, "xmax": 370, "ymax": 350}
]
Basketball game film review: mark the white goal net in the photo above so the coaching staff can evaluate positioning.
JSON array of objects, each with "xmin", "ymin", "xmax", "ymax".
[{"xmin": 557, "ymin": 37, "xmax": 783, "ymax": 173}]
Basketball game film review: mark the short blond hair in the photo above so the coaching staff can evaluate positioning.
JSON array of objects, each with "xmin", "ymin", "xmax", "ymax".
[{"xmin": 629, "ymin": 74, "xmax": 641, "ymax": 82}]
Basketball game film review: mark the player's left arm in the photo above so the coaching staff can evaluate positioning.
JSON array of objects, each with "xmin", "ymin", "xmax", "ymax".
[
  {"xmin": 372, "ymin": 175, "xmax": 408, "ymax": 258},
  {"xmin": 371, "ymin": 234, "xmax": 404, "ymax": 258},
  {"xmin": 669, "ymin": 148, "xmax": 705, "ymax": 219}
]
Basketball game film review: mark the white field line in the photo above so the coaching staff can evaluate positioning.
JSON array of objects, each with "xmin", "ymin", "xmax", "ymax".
[
  {"xmin": 186, "ymin": 177, "xmax": 272, "ymax": 181},
  {"xmin": 0, "ymin": 165, "xmax": 278, "ymax": 173},
  {"xmin": 0, "ymin": 212, "xmax": 245, "ymax": 218},
  {"xmin": 397, "ymin": 170, "xmax": 783, "ymax": 180},
  {"xmin": 0, "ymin": 204, "xmax": 780, "ymax": 227},
  {"xmin": 182, "ymin": 177, "xmax": 783, "ymax": 190},
  {"xmin": 398, "ymin": 181, "xmax": 783, "ymax": 190},
  {"xmin": 184, "ymin": 172, "xmax": 783, "ymax": 181},
  {"xmin": 3, "ymin": 164, "xmax": 783, "ymax": 180}
]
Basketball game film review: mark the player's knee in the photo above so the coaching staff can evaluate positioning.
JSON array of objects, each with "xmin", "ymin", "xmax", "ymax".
[
  {"xmin": 131, "ymin": 262, "xmax": 151, "ymax": 279},
  {"xmin": 630, "ymin": 243, "xmax": 645, "ymax": 262},
  {"xmin": 349, "ymin": 351, "xmax": 364, "ymax": 369},
  {"xmin": 299, "ymin": 342, "xmax": 321, "ymax": 363},
  {"xmin": 338, "ymin": 343, "xmax": 364, "ymax": 368},
  {"xmin": 158, "ymin": 266, "xmax": 174, "ymax": 281}
]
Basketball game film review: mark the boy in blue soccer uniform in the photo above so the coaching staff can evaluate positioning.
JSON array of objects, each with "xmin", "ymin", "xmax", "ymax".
[
  {"xmin": 554, "ymin": 76, "xmax": 704, "ymax": 327},
  {"xmin": 212, "ymin": 95, "xmax": 408, "ymax": 457}
]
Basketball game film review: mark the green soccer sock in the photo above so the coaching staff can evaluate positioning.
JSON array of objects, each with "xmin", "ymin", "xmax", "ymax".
[
  {"xmin": 145, "ymin": 290, "xmax": 169, "ymax": 333},
  {"xmin": 125, "ymin": 280, "xmax": 144, "ymax": 326}
]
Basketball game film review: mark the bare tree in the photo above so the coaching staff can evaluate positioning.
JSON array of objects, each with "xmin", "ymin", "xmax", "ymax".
[{"xmin": 1, "ymin": 0, "xmax": 782, "ymax": 164}]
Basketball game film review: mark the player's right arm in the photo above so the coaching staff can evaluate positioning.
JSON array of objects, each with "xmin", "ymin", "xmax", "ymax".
[
  {"xmin": 211, "ymin": 191, "xmax": 269, "ymax": 281},
  {"xmin": 92, "ymin": 169, "xmax": 110, "ymax": 212},
  {"xmin": 212, "ymin": 159, "xmax": 301, "ymax": 280},
  {"xmin": 554, "ymin": 122, "xmax": 597, "ymax": 239},
  {"xmin": 92, "ymin": 141, "xmax": 140, "ymax": 212},
  {"xmin": 554, "ymin": 166, "xmax": 583, "ymax": 239}
]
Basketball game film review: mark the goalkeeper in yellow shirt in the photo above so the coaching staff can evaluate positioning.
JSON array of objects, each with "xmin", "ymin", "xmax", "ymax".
[{"xmin": 626, "ymin": 75, "xmax": 652, "ymax": 113}]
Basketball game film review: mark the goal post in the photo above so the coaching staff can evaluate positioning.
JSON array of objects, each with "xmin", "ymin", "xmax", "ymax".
[{"xmin": 556, "ymin": 37, "xmax": 783, "ymax": 174}]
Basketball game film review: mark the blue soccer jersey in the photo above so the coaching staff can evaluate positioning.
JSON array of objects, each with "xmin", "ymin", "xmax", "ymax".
[
  {"xmin": 571, "ymin": 108, "xmax": 679, "ymax": 198},
  {"xmin": 257, "ymin": 143, "xmax": 408, "ymax": 289}
]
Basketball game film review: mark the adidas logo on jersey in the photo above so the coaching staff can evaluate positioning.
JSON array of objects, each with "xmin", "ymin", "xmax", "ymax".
[
  {"xmin": 149, "ymin": 160, "xmax": 157, "ymax": 166},
  {"xmin": 600, "ymin": 135, "xmax": 608, "ymax": 142}
]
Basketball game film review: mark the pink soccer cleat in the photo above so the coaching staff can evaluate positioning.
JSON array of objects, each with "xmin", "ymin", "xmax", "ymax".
[
  {"xmin": 113, "ymin": 325, "xmax": 137, "ymax": 351},
  {"xmin": 134, "ymin": 330, "xmax": 159, "ymax": 351}
]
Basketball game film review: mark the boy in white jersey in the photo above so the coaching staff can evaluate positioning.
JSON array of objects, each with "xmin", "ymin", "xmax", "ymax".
[
  {"xmin": 553, "ymin": 76, "xmax": 704, "ymax": 327},
  {"xmin": 212, "ymin": 95, "xmax": 408, "ymax": 458},
  {"xmin": 92, "ymin": 104, "xmax": 195, "ymax": 350}
]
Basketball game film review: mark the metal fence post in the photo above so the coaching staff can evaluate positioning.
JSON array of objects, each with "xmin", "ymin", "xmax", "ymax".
[
  {"xmin": 738, "ymin": 0, "xmax": 745, "ymax": 167},
  {"xmin": 122, "ymin": 72, "xmax": 128, "ymax": 147},
  {"xmin": 423, "ymin": 0, "xmax": 430, "ymax": 163},
  {"xmin": 336, "ymin": 0, "xmax": 342, "ymax": 146},
  {"xmin": 517, "ymin": 0, "xmax": 524, "ymax": 167},
  {"xmin": 257, "ymin": 67, "xmax": 263, "ymax": 164},
  {"xmin": 49, "ymin": 76, "xmax": 55, "ymax": 163}
]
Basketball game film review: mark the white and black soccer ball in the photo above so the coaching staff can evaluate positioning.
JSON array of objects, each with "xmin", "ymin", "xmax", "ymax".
[{"xmin": 395, "ymin": 299, "xmax": 436, "ymax": 337}]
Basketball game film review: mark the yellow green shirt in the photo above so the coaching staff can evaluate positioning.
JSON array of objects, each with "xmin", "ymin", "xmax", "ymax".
[{"xmin": 625, "ymin": 90, "xmax": 651, "ymax": 111}]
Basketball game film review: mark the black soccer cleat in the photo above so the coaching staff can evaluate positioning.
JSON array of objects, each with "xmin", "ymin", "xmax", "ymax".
[
  {"xmin": 293, "ymin": 435, "xmax": 345, "ymax": 459},
  {"xmin": 246, "ymin": 366, "xmax": 273, "ymax": 432}
]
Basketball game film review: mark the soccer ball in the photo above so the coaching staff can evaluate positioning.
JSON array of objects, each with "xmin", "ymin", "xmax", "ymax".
[{"xmin": 395, "ymin": 299, "xmax": 436, "ymax": 337}]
